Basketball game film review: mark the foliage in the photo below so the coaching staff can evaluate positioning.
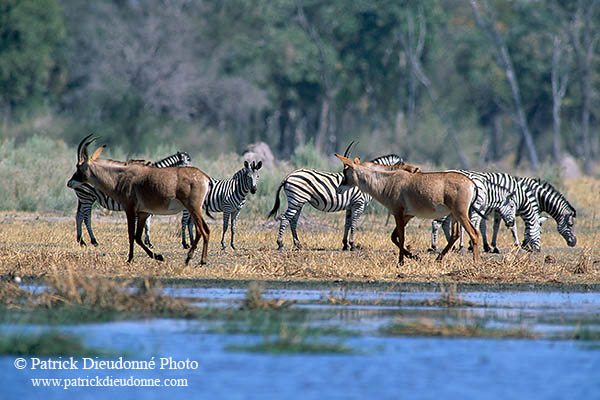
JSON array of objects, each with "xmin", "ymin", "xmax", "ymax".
[
  {"xmin": 0, "ymin": 0, "xmax": 66, "ymax": 113},
  {"xmin": 0, "ymin": 0, "xmax": 598, "ymax": 170},
  {"xmin": 0, "ymin": 331, "xmax": 107, "ymax": 356}
]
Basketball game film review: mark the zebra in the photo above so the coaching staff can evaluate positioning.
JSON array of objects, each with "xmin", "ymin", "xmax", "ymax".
[
  {"xmin": 487, "ymin": 177, "xmax": 577, "ymax": 252},
  {"xmin": 268, "ymin": 154, "xmax": 404, "ymax": 251},
  {"xmin": 431, "ymin": 171, "xmax": 541, "ymax": 253},
  {"xmin": 181, "ymin": 160, "xmax": 262, "ymax": 250},
  {"xmin": 67, "ymin": 151, "xmax": 192, "ymax": 247}
]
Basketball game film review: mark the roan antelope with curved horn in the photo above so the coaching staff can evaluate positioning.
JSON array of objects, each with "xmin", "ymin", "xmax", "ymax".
[
  {"xmin": 68, "ymin": 135, "xmax": 211, "ymax": 265},
  {"xmin": 335, "ymin": 154, "xmax": 481, "ymax": 264}
]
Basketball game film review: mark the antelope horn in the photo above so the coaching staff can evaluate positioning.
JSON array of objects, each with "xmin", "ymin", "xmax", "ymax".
[
  {"xmin": 343, "ymin": 141, "xmax": 357, "ymax": 158},
  {"xmin": 77, "ymin": 134, "xmax": 94, "ymax": 163},
  {"xmin": 81, "ymin": 136, "xmax": 99, "ymax": 163}
]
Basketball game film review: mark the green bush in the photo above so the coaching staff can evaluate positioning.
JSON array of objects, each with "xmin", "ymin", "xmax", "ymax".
[{"xmin": 0, "ymin": 136, "xmax": 76, "ymax": 212}]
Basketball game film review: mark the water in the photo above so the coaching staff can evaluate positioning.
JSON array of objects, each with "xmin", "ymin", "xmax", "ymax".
[{"xmin": 1, "ymin": 286, "xmax": 599, "ymax": 399}]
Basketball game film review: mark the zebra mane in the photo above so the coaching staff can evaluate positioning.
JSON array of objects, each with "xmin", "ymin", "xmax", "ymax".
[
  {"xmin": 232, "ymin": 167, "xmax": 247, "ymax": 180},
  {"xmin": 527, "ymin": 177, "xmax": 577, "ymax": 217},
  {"xmin": 369, "ymin": 154, "xmax": 404, "ymax": 166}
]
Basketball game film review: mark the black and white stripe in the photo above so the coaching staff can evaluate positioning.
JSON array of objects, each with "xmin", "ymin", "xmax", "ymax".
[
  {"xmin": 67, "ymin": 151, "xmax": 191, "ymax": 247},
  {"xmin": 489, "ymin": 177, "xmax": 577, "ymax": 250},
  {"xmin": 268, "ymin": 154, "xmax": 404, "ymax": 250},
  {"xmin": 182, "ymin": 160, "xmax": 262, "ymax": 250},
  {"xmin": 431, "ymin": 171, "xmax": 541, "ymax": 253}
]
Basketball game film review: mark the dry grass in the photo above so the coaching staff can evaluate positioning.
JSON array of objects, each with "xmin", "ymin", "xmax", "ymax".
[
  {"xmin": 0, "ymin": 177, "xmax": 599, "ymax": 285},
  {"xmin": 0, "ymin": 270, "xmax": 195, "ymax": 319}
]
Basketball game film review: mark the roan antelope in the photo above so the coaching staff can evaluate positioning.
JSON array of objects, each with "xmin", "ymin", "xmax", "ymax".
[
  {"xmin": 68, "ymin": 135, "xmax": 211, "ymax": 265},
  {"xmin": 335, "ymin": 154, "xmax": 481, "ymax": 264}
]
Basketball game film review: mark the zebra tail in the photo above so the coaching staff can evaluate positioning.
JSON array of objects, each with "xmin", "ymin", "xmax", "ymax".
[
  {"xmin": 205, "ymin": 208, "xmax": 215, "ymax": 219},
  {"xmin": 267, "ymin": 182, "xmax": 284, "ymax": 219},
  {"xmin": 469, "ymin": 179, "xmax": 488, "ymax": 221}
]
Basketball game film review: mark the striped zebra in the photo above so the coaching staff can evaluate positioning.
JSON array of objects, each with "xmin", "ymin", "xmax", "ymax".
[
  {"xmin": 487, "ymin": 177, "xmax": 577, "ymax": 252},
  {"xmin": 268, "ymin": 154, "xmax": 404, "ymax": 251},
  {"xmin": 67, "ymin": 151, "xmax": 191, "ymax": 247},
  {"xmin": 182, "ymin": 160, "xmax": 262, "ymax": 250},
  {"xmin": 431, "ymin": 171, "xmax": 541, "ymax": 253}
]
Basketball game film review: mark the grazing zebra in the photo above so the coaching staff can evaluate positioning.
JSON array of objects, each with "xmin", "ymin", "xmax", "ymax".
[
  {"xmin": 182, "ymin": 160, "xmax": 262, "ymax": 250},
  {"xmin": 67, "ymin": 151, "xmax": 191, "ymax": 247},
  {"xmin": 487, "ymin": 177, "xmax": 577, "ymax": 252},
  {"xmin": 268, "ymin": 154, "xmax": 404, "ymax": 251},
  {"xmin": 431, "ymin": 171, "xmax": 541, "ymax": 253}
]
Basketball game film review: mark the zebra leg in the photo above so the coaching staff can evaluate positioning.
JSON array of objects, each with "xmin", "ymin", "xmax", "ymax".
[
  {"xmin": 187, "ymin": 215, "xmax": 195, "ymax": 249},
  {"xmin": 429, "ymin": 219, "xmax": 442, "ymax": 252},
  {"xmin": 479, "ymin": 218, "xmax": 491, "ymax": 253},
  {"xmin": 221, "ymin": 211, "xmax": 230, "ymax": 250},
  {"xmin": 181, "ymin": 211, "xmax": 190, "ymax": 249},
  {"xmin": 82, "ymin": 206, "xmax": 98, "ymax": 247},
  {"xmin": 76, "ymin": 201, "xmax": 86, "ymax": 246},
  {"xmin": 348, "ymin": 205, "xmax": 364, "ymax": 251},
  {"xmin": 230, "ymin": 210, "xmax": 240, "ymax": 250},
  {"xmin": 143, "ymin": 215, "xmax": 153, "ymax": 249},
  {"xmin": 491, "ymin": 213, "xmax": 502, "ymax": 253},
  {"xmin": 276, "ymin": 206, "xmax": 299, "ymax": 250},
  {"xmin": 342, "ymin": 209, "xmax": 352, "ymax": 250},
  {"xmin": 290, "ymin": 211, "xmax": 302, "ymax": 249}
]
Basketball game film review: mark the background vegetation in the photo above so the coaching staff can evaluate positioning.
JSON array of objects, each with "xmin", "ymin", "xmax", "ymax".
[{"xmin": 0, "ymin": 0, "xmax": 599, "ymax": 212}]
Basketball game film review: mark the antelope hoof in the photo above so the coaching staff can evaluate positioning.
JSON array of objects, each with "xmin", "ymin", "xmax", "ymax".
[
  {"xmin": 92, "ymin": 241, "xmax": 99, "ymax": 247},
  {"xmin": 146, "ymin": 242, "xmax": 154, "ymax": 249},
  {"xmin": 221, "ymin": 243, "xmax": 227, "ymax": 251},
  {"xmin": 492, "ymin": 248, "xmax": 501, "ymax": 254},
  {"xmin": 182, "ymin": 243, "xmax": 190, "ymax": 249},
  {"xmin": 427, "ymin": 247, "xmax": 438, "ymax": 253},
  {"xmin": 294, "ymin": 242, "xmax": 303, "ymax": 250},
  {"xmin": 350, "ymin": 244, "xmax": 361, "ymax": 251},
  {"xmin": 154, "ymin": 254, "xmax": 164, "ymax": 262},
  {"xmin": 78, "ymin": 240, "xmax": 87, "ymax": 247},
  {"xmin": 483, "ymin": 244, "xmax": 491, "ymax": 253},
  {"xmin": 342, "ymin": 243, "xmax": 349, "ymax": 251},
  {"xmin": 231, "ymin": 244, "xmax": 237, "ymax": 250}
]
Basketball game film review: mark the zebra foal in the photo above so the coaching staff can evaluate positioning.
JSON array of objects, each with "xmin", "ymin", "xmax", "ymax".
[{"xmin": 182, "ymin": 160, "xmax": 262, "ymax": 250}]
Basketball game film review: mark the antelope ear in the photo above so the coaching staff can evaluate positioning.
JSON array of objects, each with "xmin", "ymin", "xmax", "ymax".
[
  {"xmin": 335, "ymin": 154, "xmax": 353, "ymax": 166},
  {"xmin": 353, "ymin": 157, "xmax": 360, "ymax": 165},
  {"xmin": 90, "ymin": 145, "xmax": 106, "ymax": 161}
]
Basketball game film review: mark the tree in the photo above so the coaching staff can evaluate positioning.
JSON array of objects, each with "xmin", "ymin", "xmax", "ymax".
[
  {"xmin": 0, "ymin": 0, "xmax": 65, "ymax": 117},
  {"xmin": 469, "ymin": 0, "xmax": 540, "ymax": 170}
]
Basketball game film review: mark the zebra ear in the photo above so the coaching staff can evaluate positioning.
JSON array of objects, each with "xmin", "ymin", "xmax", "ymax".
[
  {"xmin": 255, "ymin": 161, "xmax": 262, "ymax": 170},
  {"xmin": 244, "ymin": 160, "xmax": 249, "ymax": 169}
]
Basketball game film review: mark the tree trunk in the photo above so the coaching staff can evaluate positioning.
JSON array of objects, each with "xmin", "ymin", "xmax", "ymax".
[{"xmin": 470, "ymin": 0, "xmax": 540, "ymax": 171}]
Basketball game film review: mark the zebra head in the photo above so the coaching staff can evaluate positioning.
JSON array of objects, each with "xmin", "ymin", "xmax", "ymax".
[
  {"xmin": 242, "ymin": 160, "xmax": 262, "ymax": 194},
  {"xmin": 557, "ymin": 212, "xmax": 577, "ymax": 247},
  {"xmin": 496, "ymin": 192, "xmax": 517, "ymax": 228},
  {"xmin": 178, "ymin": 151, "xmax": 192, "ymax": 166}
]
